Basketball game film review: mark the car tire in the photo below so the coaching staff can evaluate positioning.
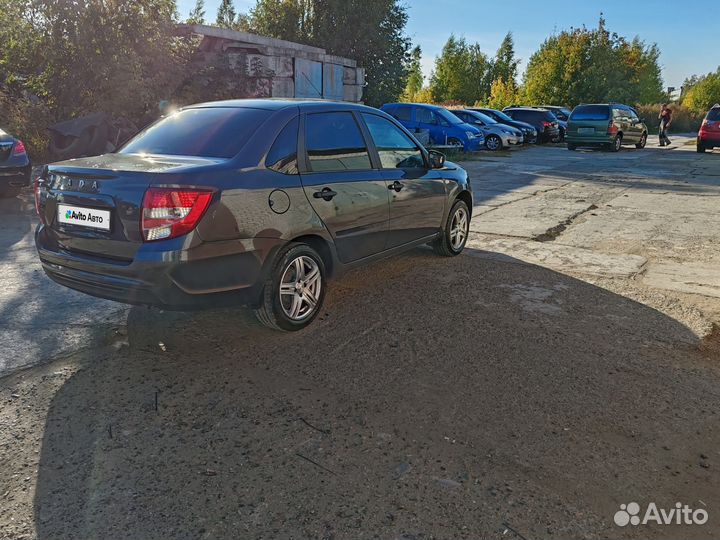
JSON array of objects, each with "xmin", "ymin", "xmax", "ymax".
[
  {"xmin": 254, "ymin": 243, "xmax": 326, "ymax": 332},
  {"xmin": 610, "ymin": 134, "xmax": 622, "ymax": 152},
  {"xmin": 635, "ymin": 133, "xmax": 647, "ymax": 149},
  {"xmin": 433, "ymin": 199, "xmax": 470, "ymax": 257},
  {"xmin": 567, "ymin": 143, "xmax": 576, "ymax": 151},
  {"xmin": 697, "ymin": 140, "xmax": 706, "ymax": 153},
  {"xmin": 485, "ymin": 135, "xmax": 502, "ymax": 151}
]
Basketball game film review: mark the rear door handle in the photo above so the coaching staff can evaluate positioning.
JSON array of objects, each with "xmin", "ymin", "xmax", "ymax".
[
  {"xmin": 313, "ymin": 187, "xmax": 337, "ymax": 201},
  {"xmin": 388, "ymin": 180, "xmax": 403, "ymax": 192}
]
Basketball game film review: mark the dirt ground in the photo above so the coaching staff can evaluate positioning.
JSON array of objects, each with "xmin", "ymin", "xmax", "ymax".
[{"xmin": 2, "ymin": 139, "xmax": 720, "ymax": 540}]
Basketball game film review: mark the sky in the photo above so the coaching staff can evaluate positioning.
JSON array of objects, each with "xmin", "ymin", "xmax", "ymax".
[{"xmin": 177, "ymin": 0, "xmax": 720, "ymax": 89}]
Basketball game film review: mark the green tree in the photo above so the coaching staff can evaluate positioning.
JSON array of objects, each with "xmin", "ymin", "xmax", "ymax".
[
  {"xmin": 216, "ymin": 0, "xmax": 238, "ymax": 29},
  {"xmin": 486, "ymin": 76, "xmax": 519, "ymax": 110},
  {"xmin": 239, "ymin": 0, "xmax": 312, "ymax": 43},
  {"xmin": 490, "ymin": 32, "xmax": 519, "ymax": 86},
  {"xmin": 401, "ymin": 45, "xmax": 423, "ymax": 101},
  {"xmin": 522, "ymin": 16, "xmax": 664, "ymax": 106},
  {"xmin": 683, "ymin": 68, "xmax": 720, "ymax": 113},
  {"xmin": 187, "ymin": 0, "xmax": 206, "ymax": 24},
  {"xmin": 429, "ymin": 35, "xmax": 490, "ymax": 104}
]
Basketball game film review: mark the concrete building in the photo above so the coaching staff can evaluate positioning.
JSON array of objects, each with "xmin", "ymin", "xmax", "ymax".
[{"xmin": 177, "ymin": 24, "xmax": 365, "ymax": 103}]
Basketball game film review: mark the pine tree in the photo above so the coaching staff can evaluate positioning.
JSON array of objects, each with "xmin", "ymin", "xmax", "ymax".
[
  {"xmin": 402, "ymin": 45, "xmax": 423, "ymax": 101},
  {"xmin": 216, "ymin": 0, "xmax": 237, "ymax": 29},
  {"xmin": 187, "ymin": 0, "xmax": 205, "ymax": 24}
]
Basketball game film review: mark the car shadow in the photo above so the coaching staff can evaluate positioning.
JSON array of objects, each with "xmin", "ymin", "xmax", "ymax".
[{"xmin": 31, "ymin": 248, "xmax": 720, "ymax": 540}]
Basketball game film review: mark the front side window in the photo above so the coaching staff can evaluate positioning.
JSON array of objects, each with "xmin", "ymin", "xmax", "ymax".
[
  {"xmin": 266, "ymin": 117, "xmax": 299, "ymax": 174},
  {"xmin": 305, "ymin": 112, "xmax": 372, "ymax": 172},
  {"xmin": 362, "ymin": 114, "xmax": 425, "ymax": 169},
  {"xmin": 120, "ymin": 107, "xmax": 271, "ymax": 158}
]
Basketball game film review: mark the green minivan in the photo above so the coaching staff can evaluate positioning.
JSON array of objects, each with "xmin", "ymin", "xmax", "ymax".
[{"xmin": 566, "ymin": 104, "xmax": 648, "ymax": 152}]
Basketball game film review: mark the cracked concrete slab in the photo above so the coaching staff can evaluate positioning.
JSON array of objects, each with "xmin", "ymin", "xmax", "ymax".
[
  {"xmin": 643, "ymin": 261, "xmax": 720, "ymax": 298},
  {"xmin": 466, "ymin": 233, "xmax": 647, "ymax": 278}
]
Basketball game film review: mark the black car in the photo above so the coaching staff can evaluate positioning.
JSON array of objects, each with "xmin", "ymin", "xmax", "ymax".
[
  {"xmin": 502, "ymin": 107, "xmax": 560, "ymax": 143},
  {"xmin": 35, "ymin": 99, "xmax": 473, "ymax": 331},
  {"xmin": 0, "ymin": 129, "xmax": 31, "ymax": 196},
  {"xmin": 468, "ymin": 108, "xmax": 537, "ymax": 144}
]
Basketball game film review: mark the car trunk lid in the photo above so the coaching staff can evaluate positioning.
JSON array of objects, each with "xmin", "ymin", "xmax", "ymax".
[{"xmin": 38, "ymin": 153, "xmax": 225, "ymax": 261}]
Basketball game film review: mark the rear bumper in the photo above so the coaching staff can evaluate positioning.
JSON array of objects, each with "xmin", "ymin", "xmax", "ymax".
[
  {"xmin": 36, "ymin": 225, "xmax": 279, "ymax": 310},
  {"xmin": 0, "ymin": 164, "xmax": 31, "ymax": 189},
  {"xmin": 699, "ymin": 132, "xmax": 720, "ymax": 145},
  {"xmin": 566, "ymin": 133, "xmax": 613, "ymax": 146}
]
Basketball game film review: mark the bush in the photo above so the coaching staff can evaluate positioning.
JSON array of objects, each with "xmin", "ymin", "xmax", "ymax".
[
  {"xmin": 634, "ymin": 103, "xmax": 704, "ymax": 133},
  {"xmin": 0, "ymin": 90, "xmax": 54, "ymax": 163}
]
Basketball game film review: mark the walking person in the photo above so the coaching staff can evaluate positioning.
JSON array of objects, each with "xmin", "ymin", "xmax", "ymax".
[{"xmin": 658, "ymin": 104, "xmax": 672, "ymax": 146}]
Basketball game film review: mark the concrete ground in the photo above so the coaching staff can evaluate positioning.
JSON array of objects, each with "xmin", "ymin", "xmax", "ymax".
[{"xmin": 1, "ymin": 138, "xmax": 720, "ymax": 540}]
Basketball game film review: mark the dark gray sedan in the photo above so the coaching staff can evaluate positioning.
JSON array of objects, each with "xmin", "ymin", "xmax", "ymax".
[
  {"xmin": 35, "ymin": 100, "xmax": 473, "ymax": 330},
  {"xmin": 0, "ymin": 129, "xmax": 31, "ymax": 196}
]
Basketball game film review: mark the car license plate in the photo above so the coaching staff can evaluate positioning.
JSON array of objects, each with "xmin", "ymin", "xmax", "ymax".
[
  {"xmin": 57, "ymin": 204, "xmax": 111, "ymax": 231},
  {"xmin": 578, "ymin": 127, "xmax": 595, "ymax": 134}
]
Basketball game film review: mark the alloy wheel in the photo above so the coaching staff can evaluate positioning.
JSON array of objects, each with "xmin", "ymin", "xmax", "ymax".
[
  {"xmin": 279, "ymin": 256, "xmax": 322, "ymax": 321},
  {"xmin": 450, "ymin": 206, "xmax": 469, "ymax": 250},
  {"xmin": 486, "ymin": 136, "xmax": 501, "ymax": 151}
]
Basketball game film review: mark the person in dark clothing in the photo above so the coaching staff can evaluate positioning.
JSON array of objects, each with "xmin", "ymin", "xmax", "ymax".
[{"xmin": 659, "ymin": 104, "xmax": 673, "ymax": 146}]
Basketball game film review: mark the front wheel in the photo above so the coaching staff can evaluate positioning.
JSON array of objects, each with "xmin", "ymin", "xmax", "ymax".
[
  {"xmin": 635, "ymin": 133, "xmax": 647, "ymax": 149},
  {"xmin": 485, "ymin": 134, "xmax": 502, "ymax": 151},
  {"xmin": 447, "ymin": 137, "xmax": 465, "ymax": 152},
  {"xmin": 254, "ymin": 243, "xmax": 326, "ymax": 331},
  {"xmin": 433, "ymin": 199, "xmax": 470, "ymax": 257}
]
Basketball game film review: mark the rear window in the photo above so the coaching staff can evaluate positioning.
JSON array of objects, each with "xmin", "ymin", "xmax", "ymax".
[
  {"xmin": 120, "ymin": 107, "xmax": 271, "ymax": 158},
  {"xmin": 707, "ymin": 108, "xmax": 720, "ymax": 121},
  {"xmin": 570, "ymin": 105, "xmax": 610, "ymax": 121}
]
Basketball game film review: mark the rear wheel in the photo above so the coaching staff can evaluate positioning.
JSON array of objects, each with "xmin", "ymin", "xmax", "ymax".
[
  {"xmin": 635, "ymin": 132, "xmax": 647, "ymax": 149},
  {"xmin": 485, "ymin": 135, "xmax": 502, "ymax": 151},
  {"xmin": 610, "ymin": 134, "xmax": 622, "ymax": 152},
  {"xmin": 567, "ymin": 143, "xmax": 576, "ymax": 151},
  {"xmin": 697, "ymin": 140, "xmax": 706, "ymax": 153},
  {"xmin": 254, "ymin": 243, "xmax": 326, "ymax": 331},
  {"xmin": 433, "ymin": 199, "xmax": 470, "ymax": 257}
]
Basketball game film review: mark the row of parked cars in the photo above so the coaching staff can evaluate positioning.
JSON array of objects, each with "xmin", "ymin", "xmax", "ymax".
[{"xmin": 379, "ymin": 103, "xmax": 566, "ymax": 152}]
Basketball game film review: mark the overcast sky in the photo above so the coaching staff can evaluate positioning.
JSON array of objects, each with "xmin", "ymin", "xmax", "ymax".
[{"xmin": 178, "ymin": 0, "xmax": 720, "ymax": 89}]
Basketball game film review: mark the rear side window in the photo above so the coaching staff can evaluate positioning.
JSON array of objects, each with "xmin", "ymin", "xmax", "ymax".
[
  {"xmin": 571, "ymin": 105, "xmax": 610, "ymax": 121},
  {"xmin": 362, "ymin": 113, "xmax": 425, "ymax": 169},
  {"xmin": 707, "ymin": 108, "xmax": 720, "ymax": 121},
  {"xmin": 389, "ymin": 107, "xmax": 412, "ymax": 122},
  {"xmin": 120, "ymin": 107, "xmax": 271, "ymax": 158},
  {"xmin": 305, "ymin": 112, "xmax": 372, "ymax": 172},
  {"xmin": 542, "ymin": 111, "xmax": 557, "ymax": 122},
  {"xmin": 266, "ymin": 117, "xmax": 299, "ymax": 174}
]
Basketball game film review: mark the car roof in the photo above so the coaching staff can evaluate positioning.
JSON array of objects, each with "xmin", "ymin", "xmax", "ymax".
[
  {"xmin": 505, "ymin": 107, "xmax": 549, "ymax": 112},
  {"xmin": 383, "ymin": 102, "xmax": 442, "ymax": 110},
  {"xmin": 186, "ymin": 98, "xmax": 377, "ymax": 113}
]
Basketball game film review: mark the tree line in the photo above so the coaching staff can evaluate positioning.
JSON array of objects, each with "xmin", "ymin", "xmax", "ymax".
[{"xmin": 1, "ymin": 1, "xmax": 718, "ymax": 159}]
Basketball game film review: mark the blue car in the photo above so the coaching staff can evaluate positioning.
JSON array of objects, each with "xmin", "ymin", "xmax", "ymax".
[{"xmin": 381, "ymin": 103, "xmax": 484, "ymax": 152}]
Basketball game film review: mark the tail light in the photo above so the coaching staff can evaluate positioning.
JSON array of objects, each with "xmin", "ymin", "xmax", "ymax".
[
  {"xmin": 542, "ymin": 121, "xmax": 553, "ymax": 127},
  {"xmin": 607, "ymin": 122, "xmax": 619, "ymax": 135},
  {"xmin": 141, "ymin": 188, "xmax": 214, "ymax": 241},
  {"xmin": 33, "ymin": 178, "xmax": 45, "ymax": 223},
  {"xmin": 13, "ymin": 140, "xmax": 27, "ymax": 156}
]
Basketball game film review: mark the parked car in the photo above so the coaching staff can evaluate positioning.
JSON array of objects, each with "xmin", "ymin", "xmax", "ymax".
[
  {"xmin": 34, "ymin": 99, "xmax": 473, "ymax": 331},
  {"xmin": 566, "ymin": 104, "xmax": 648, "ymax": 152},
  {"xmin": 540, "ymin": 106, "xmax": 572, "ymax": 122},
  {"xmin": 470, "ymin": 107, "xmax": 537, "ymax": 143},
  {"xmin": 697, "ymin": 104, "xmax": 720, "ymax": 153},
  {"xmin": 381, "ymin": 103, "xmax": 484, "ymax": 152},
  {"xmin": 450, "ymin": 109, "xmax": 523, "ymax": 151},
  {"xmin": 0, "ymin": 129, "xmax": 31, "ymax": 197},
  {"xmin": 503, "ymin": 107, "xmax": 560, "ymax": 143}
]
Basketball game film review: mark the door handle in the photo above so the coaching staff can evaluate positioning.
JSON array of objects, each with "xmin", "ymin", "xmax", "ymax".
[
  {"xmin": 313, "ymin": 187, "xmax": 337, "ymax": 201},
  {"xmin": 388, "ymin": 180, "xmax": 403, "ymax": 192}
]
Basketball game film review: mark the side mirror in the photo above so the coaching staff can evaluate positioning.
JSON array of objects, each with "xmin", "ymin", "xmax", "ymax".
[{"xmin": 428, "ymin": 150, "xmax": 445, "ymax": 169}]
